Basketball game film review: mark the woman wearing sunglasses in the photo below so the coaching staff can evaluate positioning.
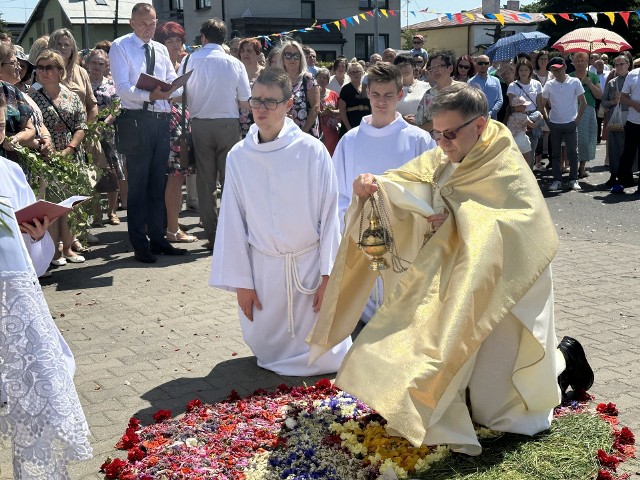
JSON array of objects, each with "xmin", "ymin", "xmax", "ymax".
[
  {"xmin": 0, "ymin": 43, "xmax": 40, "ymax": 162},
  {"xmin": 29, "ymin": 49, "xmax": 88, "ymax": 266},
  {"xmin": 277, "ymin": 40, "xmax": 320, "ymax": 138},
  {"xmin": 453, "ymin": 54, "xmax": 475, "ymax": 82}
]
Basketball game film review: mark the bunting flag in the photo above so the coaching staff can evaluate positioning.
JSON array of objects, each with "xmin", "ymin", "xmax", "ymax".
[{"xmin": 250, "ymin": 6, "xmax": 640, "ymax": 47}]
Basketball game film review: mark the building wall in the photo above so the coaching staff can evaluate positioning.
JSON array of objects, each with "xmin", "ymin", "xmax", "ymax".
[
  {"xmin": 179, "ymin": 0, "xmax": 400, "ymax": 60},
  {"xmin": 416, "ymin": 22, "xmax": 538, "ymax": 58},
  {"xmin": 18, "ymin": 0, "xmax": 134, "ymax": 50},
  {"xmin": 418, "ymin": 27, "xmax": 470, "ymax": 58}
]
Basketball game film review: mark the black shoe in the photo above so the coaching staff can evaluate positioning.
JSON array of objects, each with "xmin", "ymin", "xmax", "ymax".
[
  {"xmin": 557, "ymin": 336, "xmax": 594, "ymax": 398},
  {"xmin": 134, "ymin": 250, "xmax": 157, "ymax": 263},
  {"xmin": 619, "ymin": 177, "xmax": 637, "ymax": 188},
  {"xmin": 604, "ymin": 176, "xmax": 617, "ymax": 187},
  {"xmin": 150, "ymin": 243, "xmax": 187, "ymax": 255}
]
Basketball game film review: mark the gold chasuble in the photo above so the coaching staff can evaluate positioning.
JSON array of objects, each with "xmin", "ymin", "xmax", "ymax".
[{"xmin": 307, "ymin": 120, "xmax": 561, "ymax": 449}]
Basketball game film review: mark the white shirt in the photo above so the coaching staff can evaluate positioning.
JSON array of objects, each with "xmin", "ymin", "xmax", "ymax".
[
  {"xmin": 332, "ymin": 113, "xmax": 436, "ymax": 229},
  {"xmin": 622, "ymin": 68, "xmax": 640, "ymax": 124},
  {"xmin": 109, "ymin": 33, "xmax": 177, "ymax": 112},
  {"xmin": 328, "ymin": 74, "xmax": 350, "ymax": 94},
  {"xmin": 542, "ymin": 76, "xmax": 585, "ymax": 124},
  {"xmin": 178, "ymin": 43, "xmax": 251, "ymax": 119},
  {"xmin": 397, "ymin": 80, "xmax": 430, "ymax": 117},
  {"xmin": 507, "ymin": 80, "xmax": 543, "ymax": 113}
]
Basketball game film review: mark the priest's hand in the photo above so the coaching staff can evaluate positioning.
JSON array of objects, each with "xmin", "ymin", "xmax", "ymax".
[
  {"xmin": 426, "ymin": 211, "xmax": 449, "ymax": 231},
  {"xmin": 353, "ymin": 174, "xmax": 378, "ymax": 197},
  {"xmin": 237, "ymin": 288, "xmax": 262, "ymax": 321},
  {"xmin": 313, "ymin": 275, "xmax": 329, "ymax": 313},
  {"xmin": 20, "ymin": 216, "xmax": 50, "ymax": 241}
]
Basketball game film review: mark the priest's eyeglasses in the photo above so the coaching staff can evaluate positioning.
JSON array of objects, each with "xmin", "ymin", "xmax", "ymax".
[
  {"xmin": 432, "ymin": 116, "xmax": 482, "ymax": 141},
  {"xmin": 249, "ymin": 97, "xmax": 287, "ymax": 110}
]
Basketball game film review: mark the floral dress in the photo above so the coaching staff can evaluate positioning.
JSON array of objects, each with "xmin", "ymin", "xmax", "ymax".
[
  {"xmin": 168, "ymin": 102, "xmax": 191, "ymax": 176},
  {"xmin": 0, "ymin": 81, "xmax": 33, "ymax": 163},
  {"xmin": 289, "ymin": 73, "xmax": 320, "ymax": 138},
  {"xmin": 93, "ymin": 77, "xmax": 126, "ymax": 180},
  {"xmin": 29, "ymin": 85, "xmax": 87, "ymax": 163}
]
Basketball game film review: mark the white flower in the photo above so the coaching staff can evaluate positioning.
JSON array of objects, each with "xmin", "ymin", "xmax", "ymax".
[
  {"xmin": 184, "ymin": 437, "xmax": 198, "ymax": 447},
  {"xmin": 284, "ymin": 417, "xmax": 297, "ymax": 429}
]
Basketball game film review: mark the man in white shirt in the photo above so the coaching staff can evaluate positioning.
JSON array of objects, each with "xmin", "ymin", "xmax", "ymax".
[
  {"xmin": 210, "ymin": 68, "xmax": 351, "ymax": 375},
  {"xmin": 332, "ymin": 62, "xmax": 436, "ymax": 322},
  {"xmin": 539, "ymin": 57, "xmax": 587, "ymax": 192},
  {"xmin": 179, "ymin": 18, "xmax": 251, "ymax": 250},
  {"xmin": 110, "ymin": 3, "xmax": 186, "ymax": 263},
  {"xmin": 616, "ymin": 67, "xmax": 640, "ymax": 192}
]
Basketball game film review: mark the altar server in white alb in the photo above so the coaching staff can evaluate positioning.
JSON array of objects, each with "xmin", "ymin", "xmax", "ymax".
[
  {"xmin": 333, "ymin": 62, "xmax": 436, "ymax": 230},
  {"xmin": 332, "ymin": 62, "xmax": 436, "ymax": 322},
  {"xmin": 210, "ymin": 68, "xmax": 352, "ymax": 376}
]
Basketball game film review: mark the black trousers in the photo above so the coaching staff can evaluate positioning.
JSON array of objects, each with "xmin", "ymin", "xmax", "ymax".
[
  {"xmin": 115, "ymin": 110, "xmax": 170, "ymax": 253},
  {"xmin": 617, "ymin": 120, "xmax": 640, "ymax": 185}
]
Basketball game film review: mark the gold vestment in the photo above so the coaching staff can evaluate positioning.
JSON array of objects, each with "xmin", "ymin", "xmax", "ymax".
[{"xmin": 308, "ymin": 120, "xmax": 561, "ymax": 448}]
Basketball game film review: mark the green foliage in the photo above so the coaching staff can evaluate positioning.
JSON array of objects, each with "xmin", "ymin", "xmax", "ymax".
[
  {"xmin": 10, "ymin": 98, "xmax": 121, "ymax": 239},
  {"xmin": 522, "ymin": 0, "xmax": 640, "ymax": 55},
  {"xmin": 401, "ymin": 28, "xmax": 418, "ymax": 50},
  {"xmin": 415, "ymin": 413, "xmax": 613, "ymax": 479}
]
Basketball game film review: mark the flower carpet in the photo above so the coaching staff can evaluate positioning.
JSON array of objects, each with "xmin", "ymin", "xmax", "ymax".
[{"xmin": 101, "ymin": 379, "xmax": 635, "ymax": 480}]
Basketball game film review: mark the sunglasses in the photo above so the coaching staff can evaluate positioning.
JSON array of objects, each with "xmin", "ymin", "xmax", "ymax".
[
  {"xmin": 458, "ymin": 64, "xmax": 470, "ymax": 69},
  {"xmin": 476, "ymin": 61, "xmax": 490, "ymax": 66},
  {"xmin": 283, "ymin": 52, "xmax": 301, "ymax": 60},
  {"xmin": 432, "ymin": 116, "xmax": 481, "ymax": 141},
  {"xmin": 35, "ymin": 65, "xmax": 61, "ymax": 72}
]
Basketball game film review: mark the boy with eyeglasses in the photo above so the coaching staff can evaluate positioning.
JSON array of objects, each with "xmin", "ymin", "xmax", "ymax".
[
  {"xmin": 210, "ymin": 68, "xmax": 352, "ymax": 376},
  {"xmin": 309, "ymin": 82, "xmax": 582, "ymax": 456}
]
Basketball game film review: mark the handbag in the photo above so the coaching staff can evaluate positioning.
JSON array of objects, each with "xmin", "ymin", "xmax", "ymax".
[
  {"xmin": 95, "ymin": 168, "xmax": 119, "ymax": 193},
  {"xmin": 179, "ymin": 54, "xmax": 196, "ymax": 169},
  {"xmin": 607, "ymin": 104, "xmax": 626, "ymax": 132}
]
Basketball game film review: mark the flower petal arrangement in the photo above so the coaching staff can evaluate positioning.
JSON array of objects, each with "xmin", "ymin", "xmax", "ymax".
[{"xmin": 101, "ymin": 381, "xmax": 635, "ymax": 480}]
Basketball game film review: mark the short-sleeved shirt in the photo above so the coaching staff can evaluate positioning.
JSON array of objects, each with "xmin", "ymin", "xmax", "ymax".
[
  {"xmin": 339, "ymin": 82, "xmax": 371, "ymax": 133},
  {"xmin": 507, "ymin": 80, "xmax": 543, "ymax": 113},
  {"xmin": 569, "ymin": 71, "xmax": 600, "ymax": 107},
  {"xmin": 542, "ymin": 76, "xmax": 585, "ymax": 124},
  {"xmin": 289, "ymin": 73, "xmax": 320, "ymax": 138},
  {"xmin": 415, "ymin": 80, "xmax": 463, "ymax": 127},
  {"xmin": 621, "ymin": 69, "xmax": 640, "ymax": 124},
  {"xmin": 1, "ymin": 81, "xmax": 32, "ymax": 137}
]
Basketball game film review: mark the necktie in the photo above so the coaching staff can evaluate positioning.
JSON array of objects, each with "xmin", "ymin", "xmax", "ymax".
[{"xmin": 143, "ymin": 43, "xmax": 155, "ymax": 110}]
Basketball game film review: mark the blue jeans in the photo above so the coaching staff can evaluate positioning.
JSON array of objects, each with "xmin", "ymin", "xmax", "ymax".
[
  {"xmin": 549, "ymin": 121, "xmax": 578, "ymax": 181},
  {"xmin": 115, "ymin": 111, "xmax": 171, "ymax": 253}
]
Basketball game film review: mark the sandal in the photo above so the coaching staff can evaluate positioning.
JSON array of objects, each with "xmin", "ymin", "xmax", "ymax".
[
  {"xmin": 108, "ymin": 213, "xmax": 121, "ymax": 225},
  {"xmin": 166, "ymin": 229, "xmax": 197, "ymax": 243},
  {"xmin": 71, "ymin": 239, "xmax": 88, "ymax": 253}
]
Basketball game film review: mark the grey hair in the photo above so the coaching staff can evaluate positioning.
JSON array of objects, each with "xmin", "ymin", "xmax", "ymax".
[
  {"xmin": 429, "ymin": 83, "xmax": 488, "ymax": 121},
  {"xmin": 315, "ymin": 67, "xmax": 331, "ymax": 80}
]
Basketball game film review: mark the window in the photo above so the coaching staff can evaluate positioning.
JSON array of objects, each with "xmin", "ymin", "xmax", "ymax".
[
  {"xmin": 355, "ymin": 34, "xmax": 388, "ymax": 60},
  {"xmin": 196, "ymin": 0, "xmax": 210, "ymax": 9},
  {"xmin": 170, "ymin": 0, "xmax": 184, "ymax": 10},
  {"xmin": 95, "ymin": 0, "xmax": 107, "ymax": 5},
  {"xmin": 359, "ymin": 0, "xmax": 389, "ymax": 9},
  {"xmin": 499, "ymin": 30, "xmax": 516, "ymax": 38},
  {"xmin": 47, "ymin": 18, "xmax": 55, "ymax": 33},
  {"xmin": 316, "ymin": 50, "xmax": 335, "ymax": 63},
  {"xmin": 301, "ymin": 0, "xmax": 315, "ymax": 19}
]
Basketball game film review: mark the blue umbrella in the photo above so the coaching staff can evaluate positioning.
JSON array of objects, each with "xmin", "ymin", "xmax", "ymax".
[{"xmin": 485, "ymin": 31, "xmax": 550, "ymax": 62}]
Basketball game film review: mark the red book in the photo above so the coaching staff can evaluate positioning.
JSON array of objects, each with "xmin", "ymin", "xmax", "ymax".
[
  {"xmin": 135, "ymin": 70, "xmax": 193, "ymax": 92},
  {"xmin": 15, "ymin": 196, "xmax": 90, "ymax": 225}
]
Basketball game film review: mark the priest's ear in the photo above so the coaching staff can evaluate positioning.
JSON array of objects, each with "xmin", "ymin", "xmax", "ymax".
[{"xmin": 286, "ymin": 96, "xmax": 294, "ymax": 111}]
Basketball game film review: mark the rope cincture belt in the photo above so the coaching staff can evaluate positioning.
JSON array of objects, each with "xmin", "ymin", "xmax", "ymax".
[{"xmin": 253, "ymin": 243, "xmax": 321, "ymax": 338}]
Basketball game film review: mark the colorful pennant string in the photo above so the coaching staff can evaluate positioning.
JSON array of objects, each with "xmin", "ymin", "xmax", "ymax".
[{"xmin": 252, "ymin": 8, "xmax": 640, "ymax": 48}]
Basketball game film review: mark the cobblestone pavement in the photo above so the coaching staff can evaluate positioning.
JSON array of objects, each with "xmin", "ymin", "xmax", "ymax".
[{"xmin": 1, "ymin": 152, "xmax": 639, "ymax": 478}]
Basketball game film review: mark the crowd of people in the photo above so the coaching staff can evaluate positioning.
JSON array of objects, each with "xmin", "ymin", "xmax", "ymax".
[
  {"xmin": 0, "ymin": 4, "xmax": 611, "ymax": 477},
  {"xmin": 2, "ymin": 20, "xmax": 638, "ymax": 273}
]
